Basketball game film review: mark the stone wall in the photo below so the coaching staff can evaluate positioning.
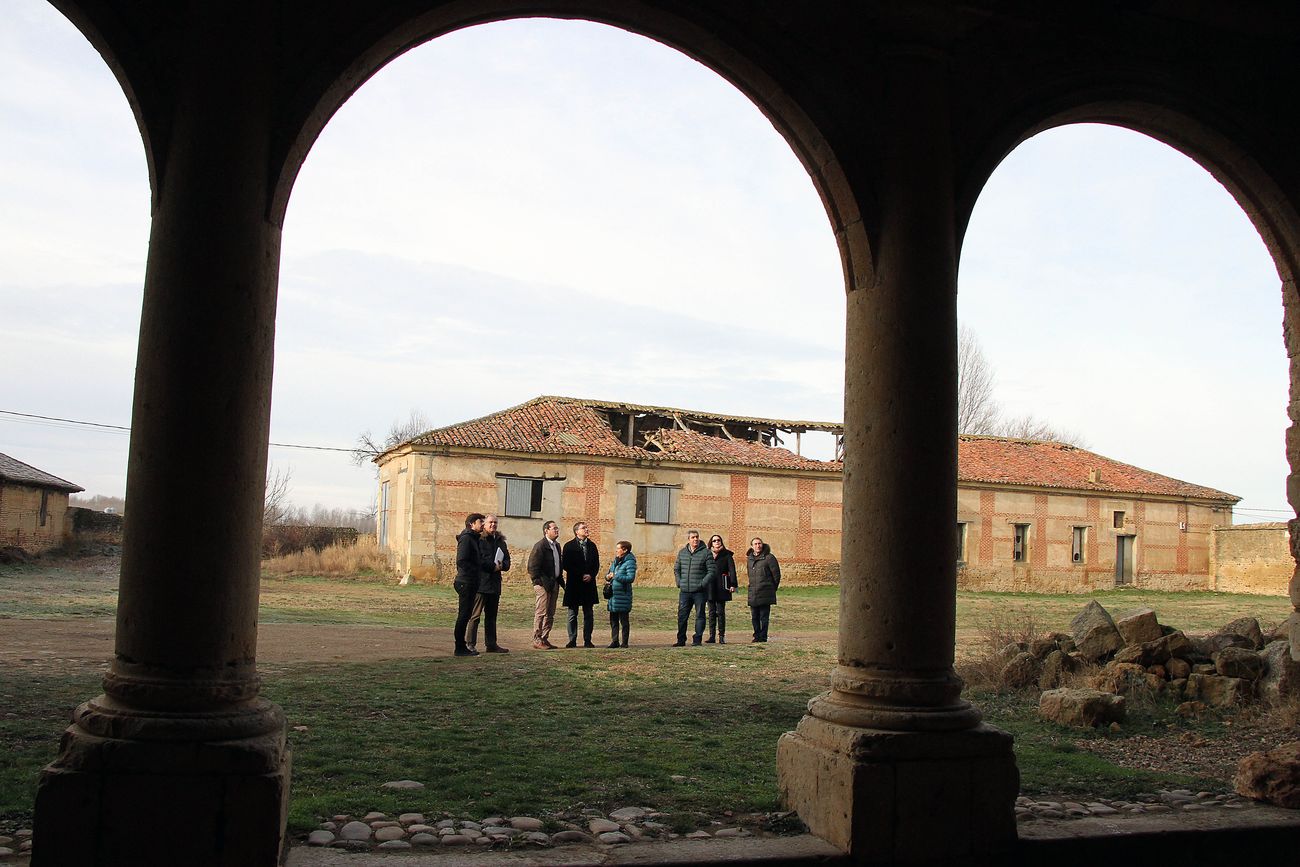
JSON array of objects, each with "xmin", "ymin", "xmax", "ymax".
[
  {"xmin": 69, "ymin": 506, "xmax": 124, "ymax": 544},
  {"xmin": 1213, "ymin": 523, "xmax": 1292, "ymax": 596},
  {"xmin": 0, "ymin": 482, "xmax": 72, "ymax": 554}
]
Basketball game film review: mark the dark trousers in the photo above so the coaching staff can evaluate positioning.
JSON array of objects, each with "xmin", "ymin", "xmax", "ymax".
[
  {"xmin": 476, "ymin": 592, "xmax": 500, "ymax": 649},
  {"xmin": 677, "ymin": 589, "xmax": 708, "ymax": 643},
  {"xmin": 567, "ymin": 603, "xmax": 594, "ymax": 643},
  {"xmin": 453, "ymin": 581, "xmax": 477, "ymax": 649},
  {"xmin": 609, "ymin": 611, "xmax": 629, "ymax": 646},
  {"xmin": 751, "ymin": 604, "xmax": 771, "ymax": 641},
  {"xmin": 706, "ymin": 600, "xmax": 727, "ymax": 639}
]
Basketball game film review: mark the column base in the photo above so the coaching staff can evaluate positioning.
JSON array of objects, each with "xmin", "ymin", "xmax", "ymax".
[
  {"xmin": 33, "ymin": 698, "xmax": 291, "ymax": 867},
  {"xmin": 777, "ymin": 704, "xmax": 1019, "ymax": 864}
]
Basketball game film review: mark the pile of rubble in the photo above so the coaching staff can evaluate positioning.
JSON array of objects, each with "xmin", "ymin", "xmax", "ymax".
[{"xmin": 992, "ymin": 601, "xmax": 1298, "ymax": 726}]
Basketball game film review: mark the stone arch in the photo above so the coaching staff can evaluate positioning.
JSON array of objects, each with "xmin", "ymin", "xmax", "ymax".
[
  {"xmin": 266, "ymin": 2, "xmax": 873, "ymax": 294},
  {"xmin": 956, "ymin": 90, "xmax": 1300, "ymax": 610}
]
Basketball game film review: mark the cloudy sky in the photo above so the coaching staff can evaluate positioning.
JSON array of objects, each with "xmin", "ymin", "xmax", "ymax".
[{"xmin": 0, "ymin": 2, "xmax": 1289, "ymax": 523}]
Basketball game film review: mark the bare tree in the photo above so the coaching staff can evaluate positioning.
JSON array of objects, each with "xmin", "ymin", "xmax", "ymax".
[
  {"xmin": 351, "ymin": 409, "xmax": 431, "ymax": 467},
  {"xmin": 957, "ymin": 325, "xmax": 1001, "ymax": 435},
  {"xmin": 957, "ymin": 327, "xmax": 1086, "ymax": 446},
  {"xmin": 263, "ymin": 465, "xmax": 293, "ymax": 526}
]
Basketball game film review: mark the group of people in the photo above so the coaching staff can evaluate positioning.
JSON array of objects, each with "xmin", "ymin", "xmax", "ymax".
[{"xmin": 451, "ymin": 513, "xmax": 781, "ymax": 656}]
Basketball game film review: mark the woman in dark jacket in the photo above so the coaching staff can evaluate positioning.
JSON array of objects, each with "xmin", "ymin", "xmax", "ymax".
[
  {"xmin": 745, "ymin": 536, "xmax": 781, "ymax": 643},
  {"xmin": 453, "ymin": 513, "xmax": 487, "ymax": 656},
  {"xmin": 705, "ymin": 534, "xmax": 739, "ymax": 644}
]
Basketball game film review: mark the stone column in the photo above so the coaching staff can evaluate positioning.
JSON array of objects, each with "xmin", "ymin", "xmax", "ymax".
[
  {"xmin": 33, "ymin": 8, "xmax": 291, "ymax": 866},
  {"xmin": 777, "ymin": 50, "xmax": 1019, "ymax": 863}
]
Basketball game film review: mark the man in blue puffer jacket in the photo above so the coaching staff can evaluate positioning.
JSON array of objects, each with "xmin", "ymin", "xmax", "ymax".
[{"xmin": 673, "ymin": 529, "xmax": 716, "ymax": 646}]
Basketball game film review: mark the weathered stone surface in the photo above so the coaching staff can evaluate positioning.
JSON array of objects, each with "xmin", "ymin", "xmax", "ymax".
[
  {"xmin": 609, "ymin": 806, "xmax": 648, "ymax": 821},
  {"xmin": 374, "ymin": 826, "xmax": 406, "ymax": 842},
  {"xmin": 1070, "ymin": 601, "xmax": 1124, "ymax": 662},
  {"xmin": 307, "ymin": 830, "xmax": 335, "ymax": 846},
  {"xmin": 1166, "ymin": 657, "xmax": 1192, "ymax": 680},
  {"xmin": 551, "ymin": 830, "xmax": 591, "ymax": 844},
  {"xmin": 330, "ymin": 840, "xmax": 370, "ymax": 851},
  {"xmin": 1215, "ymin": 646, "xmax": 1265, "ymax": 681},
  {"xmin": 378, "ymin": 840, "xmax": 412, "ymax": 850},
  {"xmin": 598, "ymin": 831, "xmax": 631, "ymax": 844},
  {"xmin": 398, "ymin": 813, "xmax": 425, "ymax": 825},
  {"xmin": 441, "ymin": 834, "xmax": 472, "ymax": 846},
  {"xmin": 1194, "ymin": 633, "xmax": 1253, "ymax": 659},
  {"xmin": 1116, "ymin": 607, "xmax": 1162, "ymax": 646},
  {"xmin": 1234, "ymin": 741, "xmax": 1300, "ymax": 808},
  {"xmin": 1027, "ymin": 638, "xmax": 1059, "ymax": 659},
  {"xmin": 362, "ymin": 812, "xmax": 388, "ymax": 821},
  {"xmin": 339, "ymin": 821, "xmax": 372, "ymax": 841},
  {"xmin": 589, "ymin": 818, "xmax": 620, "ymax": 834},
  {"xmin": 1039, "ymin": 688, "xmax": 1125, "ymax": 728},
  {"xmin": 686, "ymin": 830, "xmax": 713, "ymax": 839},
  {"xmin": 1146, "ymin": 664, "xmax": 1167, "ymax": 680},
  {"xmin": 1186, "ymin": 672, "xmax": 1252, "ymax": 707},
  {"xmin": 1220, "ymin": 617, "xmax": 1265, "ymax": 650},
  {"xmin": 1094, "ymin": 662, "xmax": 1162, "ymax": 700},
  {"xmin": 1001, "ymin": 651, "xmax": 1044, "ymax": 689},
  {"xmin": 381, "ymin": 780, "xmax": 425, "ymax": 790},
  {"xmin": 1038, "ymin": 649, "xmax": 1080, "ymax": 690},
  {"xmin": 369, "ymin": 820, "xmax": 400, "ymax": 829},
  {"xmin": 1260, "ymin": 640, "xmax": 1300, "ymax": 704},
  {"xmin": 1157, "ymin": 631, "xmax": 1195, "ymax": 661},
  {"xmin": 410, "ymin": 833, "xmax": 438, "ymax": 846},
  {"xmin": 406, "ymin": 824, "xmax": 435, "ymax": 834},
  {"xmin": 510, "ymin": 816, "xmax": 544, "ymax": 831}
]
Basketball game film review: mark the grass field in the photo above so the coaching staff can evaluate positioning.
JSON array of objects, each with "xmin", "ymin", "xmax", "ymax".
[{"xmin": 0, "ymin": 555, "xmax": 1294, "ymax": 835}]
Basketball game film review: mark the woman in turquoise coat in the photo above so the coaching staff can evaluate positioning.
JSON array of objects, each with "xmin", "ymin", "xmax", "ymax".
[{"xmin": 606, "ymin": 540, "xmax": 637, "ymax": 648}]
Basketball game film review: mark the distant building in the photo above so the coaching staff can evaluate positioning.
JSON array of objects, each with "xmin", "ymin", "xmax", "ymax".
[
  {"xmin": 375, "ymin": 396, "xmax": 1241, "ymax": 591},
  {"xmin": 0, "ymin": 452, "xmax": 84, "ymax": 554}
]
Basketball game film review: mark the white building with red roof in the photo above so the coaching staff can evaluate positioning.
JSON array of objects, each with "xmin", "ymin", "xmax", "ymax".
[{"xmin": 374, "ymin": 396, "xmax": 1246, "ymax": 591}]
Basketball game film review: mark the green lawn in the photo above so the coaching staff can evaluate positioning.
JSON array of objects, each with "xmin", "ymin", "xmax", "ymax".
[{"xmin": 0, "ymin": 558, "xmax": 1292, "ymax": 835}]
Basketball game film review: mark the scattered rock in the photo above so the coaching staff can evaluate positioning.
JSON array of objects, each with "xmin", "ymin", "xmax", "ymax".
[
  {"xmin": 1166, "ymin": 657, "xmax": 1191, "ymax": 680},
  {"xmin": 714, "ymin": 827, "xmax": 744, "ymax": 837},
  {"xmin": 1070, "ymin": 601, "xmax": 1124, "ymax": 662},
  {"xmin": 381, "ymin": 780, "xmax": 425, "ymax": 790},
  {"xmin": 307, "ymin": 830, "xmax": 335, "ymax": 846},
  {"xmin": 1186, "ymin": 672, "xmax": 1251, "ymax": 707},
  {"xmin": 410, "ymin": 833, "xmax": 438, "ymax": 846},
  {"xmin": 1039, "ymin": 687, "xmax": 1126, "ymax": 728},
  {"xmin": 374, "ymin": 826, "xmax": 406, "ymax": 842},
  {"xmin": 686, "ymin": 830, "xmax": 712, "ymax": 839},
  {"xmin": 441, "ymin": 835, "xmax": 472, "ymax": 846},
  {"xmin": 1260, "ymin": 640, "xmax": 1300, "ymax": 704},
  {"xmin": 369, "ymin": 820, "xmax": 400, "ymax": 829},
  {"xmin": 1215, "ymin": 646, "xmax": 1264, "ymax": 681},
  {"xmin": 1176, "ymin": 700, "xmax": 1207, "ymax": 718},
  {"xmin": 1002, "ymin": 651, "xmax": 1044, "ymax": 689},
  {"xmin": 598, "ymin": 831, "xmax": 631, "ymax": 844},
  {"xmin": 362, "ymin": 812, "xmax": 387, "ymax": 822},
  {"xmin": 330, "ymin": 840, "xmax": 370, "ymax": 851},
  {"xmin": 589, "ymin": 818, "xmax": 620, "ymax": 834},
  {"xmin": 1116, "ymin": 607, "xmax": 1162, "ymax": 645},
  {"xmin": 1234, "ymin": 740, "xmax": 1300, "ymax": 808},
  {"xmin": 552, "ymin": 830, "xmax": 591, "ymax": 844},
  {"xmin": 609, "ymin": 806, "xmax": 648, "ymax": 821},
  {"xmin": 1094, "ymin": 662, "xmax": 1162, "ymax": 700},
  {"xmin": 1220, "ymin": 617, "xmax": 1265, "ymax": 650},
  {"xmin": 1027, "ymin": 637, "xmax": 1060, "ymax": 659},
  {"xmin": 398, "ymin": 813, "xmax": 425, "ymax": 825},
  {"xmin": 1038, "ymin": 649, "xmax": 1081, "ymax": 690},
  {"xmin": 378, "ymin": 840, "xmax": 412, "ymax": 849},
  {"xmin": 339, "ymin": 821, "xmax": 372, "ymax": 841},
  {"xmin": 509, "ymin": 817, "xmax": 544, "ymax": 831}
]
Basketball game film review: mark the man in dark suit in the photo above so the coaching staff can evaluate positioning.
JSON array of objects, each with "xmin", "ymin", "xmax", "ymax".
[
  {"xmin": 527, "ymin": 520, "xmax": 564, "ymax": 649},
  {"xmin": 561, "ymin": 521, "xmax": 600, "ymax": 648}
]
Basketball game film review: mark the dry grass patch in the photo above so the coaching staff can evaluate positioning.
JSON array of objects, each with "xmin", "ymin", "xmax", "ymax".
[{"xmin": 262, "ymin": 535, "xmax": 389, "ymax": 576}]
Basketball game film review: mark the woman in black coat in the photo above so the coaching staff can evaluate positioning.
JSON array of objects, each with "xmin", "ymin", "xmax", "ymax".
[{"xmin": 705, "ymin": 534, "xmax": 739, "ymax": 644}]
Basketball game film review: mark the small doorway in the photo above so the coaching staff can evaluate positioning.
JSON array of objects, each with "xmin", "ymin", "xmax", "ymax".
[{"xmin": 1115, "ymin": 535, "xmax": 1135, "ymax": 585}]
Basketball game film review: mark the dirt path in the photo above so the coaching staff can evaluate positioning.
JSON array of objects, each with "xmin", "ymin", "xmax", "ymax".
[{"xmin": 0, "ymin": 618, "xmax": 838, "ymax": 666}]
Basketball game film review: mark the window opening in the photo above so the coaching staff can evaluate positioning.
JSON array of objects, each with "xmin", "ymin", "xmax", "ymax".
[
  {"xmin": 504, "ymin": 477, "xmax": 543, "ymax": 518},
  {"xmin": 636, "ymin": 485, "xmax": 672, "ymax": 524},
  {"xmin": 1072, "ymin": 526, "xmax": 1086, "ymax": 563},
  {"xmin": 1012, "ymin": 523, "xmax": 1029, "ymax": 562}
]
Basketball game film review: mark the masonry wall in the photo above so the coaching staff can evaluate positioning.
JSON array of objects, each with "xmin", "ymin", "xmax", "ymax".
[
  {"xmin": 956, "ymin": 486, "xmax": 1229, "ymax": 593},
  {"xmin": 1212, "ymin": 523, "xmax": 1291, "ymax": 595},
  {"xmin": 377, "ymin": 452, "xmax": 843, "ymax": 586},
  {"xmin": 0, "ymin": 482, "xmax": 72, "ymax": 554}
]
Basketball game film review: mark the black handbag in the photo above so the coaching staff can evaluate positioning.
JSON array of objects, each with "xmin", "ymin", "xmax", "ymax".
[{"xmin": 602, "ymin": 578, "xmax": 614, "ymax": 600}]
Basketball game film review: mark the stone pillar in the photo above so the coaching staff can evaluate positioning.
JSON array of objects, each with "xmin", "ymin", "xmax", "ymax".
[
  {"xmin": 1285, "ymin": 276, "xmax": 1300, "ymax": 657},
  {"xmin": 777, "ymin": 50, "xmax": 1019, "ymax": 863},
  {"xmin": 33, "ymin": 9, "xmax": 290, "ymax": 866}
]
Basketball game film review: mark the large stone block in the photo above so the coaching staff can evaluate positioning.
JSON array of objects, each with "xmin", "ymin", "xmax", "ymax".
[
  {"xmin": 1039, "ymin": 688, "xmax": 1125, "ymax": 728},
  {"xmin": 1215, "ymin": 646, "xmax": 1264, "ymax": 681},
  {"xmin": 1070, "ymin": 600, "xmax": 1124, "ymax": 662},
  {"xmin": 1185, "ymin": 672, "xmax": 1252, "ymax": 707},
  {"xmin": 1260, "ymin": 640, "xmax": 1300, "ymax": 705},
  {"xmin": 1234, "ymin": 740, "xmax": 1300, "ymax": 809},
  {"xmin": 1115, "ymin": 607, "xmax": 1162, "ymax": 645},
  {"xmin": 777, "ymin": 714, "xmax": 1017, "ymax": 863}
]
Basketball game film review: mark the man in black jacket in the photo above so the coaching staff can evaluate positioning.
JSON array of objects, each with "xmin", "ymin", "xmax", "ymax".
[
  {"xmin": 469, "ymin": 514, "xmax": 510, "ymax": 653},
  {"xmin": 561, "ymin": 521, "xmax": 600, "ymax": 648},
  {"xmin": 453, "ymin": 513, "xmax": 487, "ymax": 656},
  {"xmin": 526, "ymin": 520, "xmax": 564, "ymax": 649}
]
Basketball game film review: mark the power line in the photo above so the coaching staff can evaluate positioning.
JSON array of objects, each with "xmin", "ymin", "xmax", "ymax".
[{"xmin": 0, "ymin": 409, "xmax": 355, "ymax": 453}]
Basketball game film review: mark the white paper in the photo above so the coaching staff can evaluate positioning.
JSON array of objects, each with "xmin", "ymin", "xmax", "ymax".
[{"xmin": 494, "ymin": 547, "xmax": 504, "ymax": 566}]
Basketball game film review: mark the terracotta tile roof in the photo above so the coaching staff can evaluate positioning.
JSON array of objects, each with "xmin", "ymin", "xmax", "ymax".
[
  {"xmin": 396, "ymin": 398, "xmax": 1240, "ymax": 501},
  {"xmin": 402, "ymin": 397, "xmax": 842, "ymax": 472},
  {"xmin": 0, "ymin": 452, "xmax": 83, "ymax": 493},
  {"xmin": 957, "ymin": 435, "xmax": 1238, "ymax": 503}
]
